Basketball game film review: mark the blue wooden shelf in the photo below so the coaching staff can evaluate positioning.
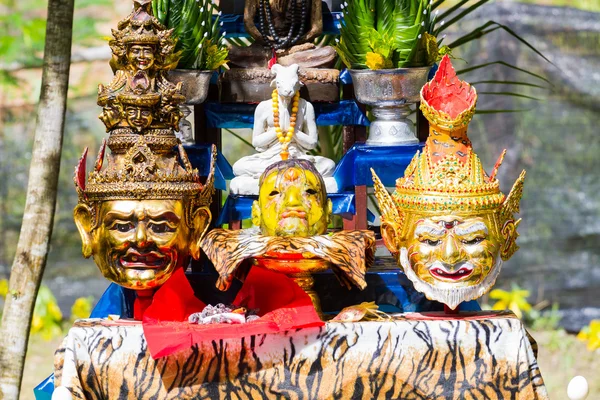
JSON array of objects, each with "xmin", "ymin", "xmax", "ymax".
[{"xmin": 334, "ymin": 142, "xmax": 424, "ymax": 190}]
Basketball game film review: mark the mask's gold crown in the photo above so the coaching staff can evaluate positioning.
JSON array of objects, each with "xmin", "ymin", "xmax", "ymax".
[
  {"xmin": 75, "ymin": 0, "xmax": 215, "ymax": 227},
  {"xmin": 372, "ymin": 55, "xmax": 525, "ymax": 258},
  {"xmin": 74, "ymin": 135, "xmax": 216, "ymax": 230},
  {"xmin": 74, "ymin": 138, "xmax": 216, "ymax": 203}
]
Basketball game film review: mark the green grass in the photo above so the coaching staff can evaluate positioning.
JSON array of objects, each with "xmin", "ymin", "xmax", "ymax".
[{"xmin": 535, "ymin": 329, "xmax": 600, "ymax": 397}]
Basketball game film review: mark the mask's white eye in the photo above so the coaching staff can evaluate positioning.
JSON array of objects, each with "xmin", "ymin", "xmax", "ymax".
[{"xmin": 462, "ymin": 237, "xmax": 484, "ymax": 245}]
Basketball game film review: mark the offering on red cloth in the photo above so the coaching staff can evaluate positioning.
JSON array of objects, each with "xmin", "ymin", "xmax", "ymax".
[{"xmin": 142, "ymin": 267, "xmax": 323, "ymax": 358}]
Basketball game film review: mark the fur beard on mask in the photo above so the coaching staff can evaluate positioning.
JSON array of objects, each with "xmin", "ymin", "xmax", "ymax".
[{"xmin": 400, "ymin": 247, "xmax": 503, "ymax": 310}]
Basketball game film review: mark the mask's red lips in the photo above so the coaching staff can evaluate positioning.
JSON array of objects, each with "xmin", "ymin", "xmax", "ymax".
[
  {"xmin": 430, "ymin": 266, "xmax": 473, "ymax": 281},
  {"xmin": 280, "ymin": 210, "xmax": 307, "ymax": 219},
  {"xmin": 120, "ymin": 249, "xmax": 167, "ymax": 269}
]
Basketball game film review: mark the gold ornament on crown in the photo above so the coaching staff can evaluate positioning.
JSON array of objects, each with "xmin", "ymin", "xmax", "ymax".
[
  {"xmin": 97, "ymin": 0, "xmax": 183, "ymax": 132},
  {"xmin": 107, "ymin": 0, "xmax": 179, "ymax": 72},
  {"xmin": 74, "ymin": 139, "xmax": 216, "ymax": 229},
  {"xmin": 372, "ymin": 55, "xmax": 526, "ymax": 262},
  {"xmin": 76, "ymin": 137, "xmax": 215, "ymax": 202}
]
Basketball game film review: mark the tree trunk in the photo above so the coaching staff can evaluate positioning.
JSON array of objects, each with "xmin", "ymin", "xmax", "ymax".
[
  {"xmin": 0, "ymin": 108, "xmax": 7, "ymax": 271},
  {"xmin": 0, "ymin": 0, "xmax": 74, "ymax": 398}
]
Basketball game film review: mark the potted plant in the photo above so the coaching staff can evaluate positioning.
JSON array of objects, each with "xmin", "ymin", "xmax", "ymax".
[
  {"xmin": 335, "ymin": 0, "xmax": 436, "ymax": 144},
  {"xmin": 334, "ymin": 0, "xmax": 550, "ymax": 145},
  {"xmin": 152, "ymin": 0, "xmax": 229, "ymax": 104}
]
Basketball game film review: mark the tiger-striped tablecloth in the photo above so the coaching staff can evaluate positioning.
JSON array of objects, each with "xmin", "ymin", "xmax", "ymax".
[{"xmin": 54, "ymin": 312, "xmax": 548, "ymax": 399}]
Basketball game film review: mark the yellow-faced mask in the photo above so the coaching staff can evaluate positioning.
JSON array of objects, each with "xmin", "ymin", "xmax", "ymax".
[{"xmin": 251, "ymin": 159, "xmax": 332, "ymax": 237}]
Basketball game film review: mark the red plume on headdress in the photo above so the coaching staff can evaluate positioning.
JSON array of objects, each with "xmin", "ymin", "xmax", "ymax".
[
  {"xmin": 419, "ymin": 55, "xmax": 478, "ymax": 166},
  {"xmin": 95, "ymin": 139, "xmax": 106, "ymax": 172},
  {"xmin": 490, "ymin": 149, "xmax": 507, "ymax": 181},
  {"xmin": 421, "ymin": 55, "xmax": 476, "ymax": 119},
  {"xmin": 75, "ymin": 148, "xmax": 88, "ymax": 194}
]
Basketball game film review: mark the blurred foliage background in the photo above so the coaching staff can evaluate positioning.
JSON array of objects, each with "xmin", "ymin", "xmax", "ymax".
[{"xmin": 0, "ymin": 0, "xmax": 599, "ymax": 396}]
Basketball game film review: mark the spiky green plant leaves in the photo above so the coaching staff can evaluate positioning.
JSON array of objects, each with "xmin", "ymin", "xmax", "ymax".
[
  {"xmin": 336, "ymin": 0, "xmax": 550, "ymax": 72},
  {"xmin": 334, "ymin": 0, "xmax": 376, "ymax": 68},
  {"xmin": 335, "ymin": 0, "xmax": 433, "ymax": 69},
  {"xmin": 153, "ymin": 0, "xmax": 228, "ymax": 70},
  {"xmin": 204, "ymin": 42, "xmax": 229, "ymax": 70},
  {"xmin": 376, "ymin": 0, "xmax": 396, "ymax": 38},
  {"xmin": 393, "ymin": 0, "xmax": 426, "ymax": 66}
]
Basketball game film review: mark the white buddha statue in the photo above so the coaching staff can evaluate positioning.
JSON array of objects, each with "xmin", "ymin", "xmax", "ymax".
[{"xmin": 230, "ymin": 64, "xmax": 338, "ymax": 195}]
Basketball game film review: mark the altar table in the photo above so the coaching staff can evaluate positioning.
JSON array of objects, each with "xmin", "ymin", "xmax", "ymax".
[{"xmin": 54, "ymin": 311, "xmax": 547, "ymax": 399}]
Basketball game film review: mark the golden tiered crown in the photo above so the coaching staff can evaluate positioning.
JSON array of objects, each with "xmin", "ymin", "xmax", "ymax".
[
  {"xmin": 373, "ymin": 55, "xmax": 525, "ymax": 258},
  {"xmin": 74, "ymin": 135, "xmax": 216, "ymax": 229},
  {"xmin": 74, "ymin": 0, "xmax": 215, "ymax": 228}
]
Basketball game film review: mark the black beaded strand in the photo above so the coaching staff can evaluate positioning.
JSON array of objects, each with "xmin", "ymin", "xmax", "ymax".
[
  {"xmin": 289, "ymin": 0, "xmax": 307, "ymax": 47},
  {"xmin": 258, "ymin": 0, "xmax": 308, "ymax": 50}
]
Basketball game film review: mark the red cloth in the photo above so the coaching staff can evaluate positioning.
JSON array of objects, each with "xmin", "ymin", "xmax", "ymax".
[
  {"xmin": 133, "ymin": 290, "xmax": 155, "ymax": 321},
  {"xmin": 143, "ymin": 267, "xmax": 323, "ymax": 359},
  {"xmin": 268, "ymin": 48, "xmax": 277, "ymax": 69}
]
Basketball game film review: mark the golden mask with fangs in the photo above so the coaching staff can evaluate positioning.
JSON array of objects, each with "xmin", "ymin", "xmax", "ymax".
[{"xmin": 73, "ymin": 0, "xmax": 215, "ymax": 291}]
